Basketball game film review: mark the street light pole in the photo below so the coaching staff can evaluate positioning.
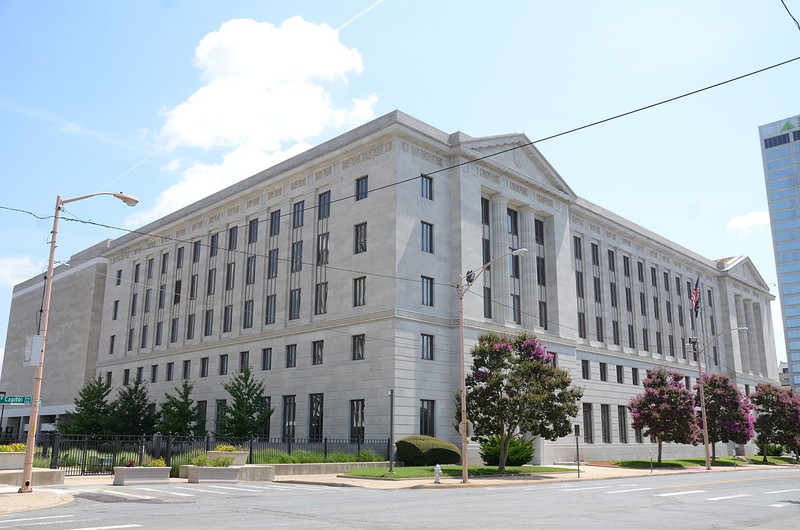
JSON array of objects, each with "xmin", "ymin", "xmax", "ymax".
[
  {"xmin": 19, "ymin": 192, "xmax": 138, "ymax": 493},
  {"xmin": 456, "ymin": 247, "xmax": 527, "ymax": 484},
  {"xmin": 689, "ymin": 326, "xmax": 747, "ymax": 471}
]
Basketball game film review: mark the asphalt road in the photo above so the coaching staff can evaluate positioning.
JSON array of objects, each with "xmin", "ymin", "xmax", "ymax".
[{"xmin": 1, "ymin": 469, "xmax": 798, "ymax": 529}]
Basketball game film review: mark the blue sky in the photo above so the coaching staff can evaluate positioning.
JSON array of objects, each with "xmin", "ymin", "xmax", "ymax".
[{"xmin": 1, "ymin": 0, "xmax": 798, "ymax": 375}]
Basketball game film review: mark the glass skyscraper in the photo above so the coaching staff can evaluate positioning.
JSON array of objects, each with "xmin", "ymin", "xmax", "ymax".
[{"xmin": 761, "ymin": 114, "xmax": 800, "ymax": 390}]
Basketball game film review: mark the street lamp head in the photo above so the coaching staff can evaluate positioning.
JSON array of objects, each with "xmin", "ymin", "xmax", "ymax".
[
  {"xmin": 511, "ymin": 248, "xmax": 528, "ymax": 256},
  {"xmin": 113, "ymin": 192, "xmax": 139, "ymax": 207}
]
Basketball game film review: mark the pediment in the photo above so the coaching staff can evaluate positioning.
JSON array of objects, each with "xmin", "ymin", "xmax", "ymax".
[{"xmin": 717, "ymin": 256, "xmax": 771, "ymax": 291}]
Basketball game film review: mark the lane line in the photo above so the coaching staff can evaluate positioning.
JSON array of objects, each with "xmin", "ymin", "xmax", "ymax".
[
  {"xmin": 173, "ymin": 486, "xmax": 227, "ymax": 495},
  {"xmin": 205, "ymin": 485, "xmax": 262, "ymax": 492},
  {"xmin": 0, "ymin": 515, "xmax": 74, "ymax": 523},
  {"xmin": 135, "ymin": 487, "xmax": 194, "ymax": 497},
  {"xmin": 769, "ymin": 504, "xmax": 786, "ymax": 508},
  {"xmin": 97, "ymin": 490, "xmax": 155, "ymax": 500},
  {"xmin": 764, "ymin": 488, "xmax": 800, "ymax": 494},
  {"xmin": 655, "ymin": 490, "xmax": 706, "ymax": 497},
  {"xmin": 71, "ymin": 525, "xmax": 142, "ymax": 530},
  {"xmin": 605, "ymin": 488, "xmax": 653, "ymax": 494},
  {"xmin": 559, "ymin": 486, "xmax": 610, "ymax": 492},
  {"xmin": 706, "ymin": 494, "xmax": 752, "ymax": 501}
]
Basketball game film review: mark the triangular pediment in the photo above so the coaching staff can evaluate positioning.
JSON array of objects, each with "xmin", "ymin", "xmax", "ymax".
[
  {"xmin": 453, "ymin": 133, "xmax": 577, "ymax": 200},
  {"xmin": 716, "ymin": 256, "xmax": 771, "ymax": 291}
]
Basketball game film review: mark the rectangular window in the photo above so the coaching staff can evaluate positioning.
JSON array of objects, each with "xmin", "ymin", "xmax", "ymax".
[
  {"xmin": 193, "ymin": 240, "xmax": 202, "ymax": 263},
  {"xmin": 312, "ymin": 340, "xmax": 324, "ymax": 365},
  {"xmin": 260, "ymin": 398, "xmax": 271, "ymax": 438},
  {"xmin": 261, "ymin": 348, "xmax": 272, "ymax": 370},
  {"xmin": 637, "ymin": 261, "xmax": 644, "ymax": 282},
  {"xmin": 265, "ymin": 294, "xmax": 276, "ymax": 324},
  {"xmin": 607, "ymin": 249, "xmax": 615, "ymax": 271},
  {"xmin": 601, "ymin": 404, "xmax": 611, "ymax": 443},
  {"xmin": 350, "ymin": 399, "xmax": 365, "ymax": 442},
  {"xmin": 176, "ymin": 247, "xmax": 184, "ymax": 269},
  {"xmin": 134, "ymin": 263, "xmax": 141, "ymax": 283},
  {"xmin": 419, "ymin": 399, "xmax": 435, "ymax": 437},
  {"xmin": 618, "ymin": 405, "xmax": 628, "ymax": 443},
  {"xmin": 140, "ymin": 325, "xmax": 148, "ymax": 348},
  {"xmin": 355, "ymin": 176, "xmax": 368, "ymax": 201},
  {"xmin": 642, "ymin": 328, "xmax": 649, "ymax": 351},
  {"xmin": 246, "ymin": 256, "xmax": 256, "ymax": 285},
  {"xmin": 228, "ymin": 226, "xmax": 238, "ymax": 250},
  {"xmin": 210, "ymin": 233, "xmax": 219, "ymax": 257},
  {"xmin": 207, "ymin": 268, "xmax": 216, "ymax": 295},
  {"xmin": 200, "ymin": 357, "xmax": 209, "ymax": 378},
  {"xmin": 538, "ymin": 300, "xmax": 548, "ymax": 330},
  {"xmin": 483, "ymin": 238, "xmax": 491, "ymax": 266},
  {"xmin": 421, "ymin": 222, "xmax": 434, "ymax": 253},
  {"xmin": 158, "ymin": 285, "xmax": 166, "ymax": 309},
  {"xmin": 219, "ymin": 354, "xmax": 228, "ymax": 376},
  {"xmin": 239, "ymin": 351, "xmax": 249, "ymax": 372},
  {"xmin": 189, "ymin": 275, "xmax": 197, "ymax": 300},
  {"xmin": 170, "ymin": 317, "xmax": 179, "ymax": 343},
  {"xmin": 600, "ymin": 362, "xmax": 608, "ymax": 382},
  {"xmin": 316, "ymin": 232, "xmax": 329, "ymax": 265},
  {"xmin": 352, "ymin": 334, "xmax": 365, "ymax": 360},
  {"xmin": 123, "ymin": 368, "xmax": 130, "ymax": 386},
  {"xmin": 510, "ymin": 251, "xmax": 521, "ymax": 279},
  {"xmin": 215, "ymin": 399, "xmax": 227, "ymax": 433},
  {"xmin": 421, "ymin": 175, "xmax": 433, "ymax": 200},
  {"xmin": 289, "ymin": 288, "xmax": 301, "ymax": 320},
  {"xmin": 291, "ymin": 241, "xmax": 303, "ymax": 272},
  {"xmin": 197, "ymin": 400, "xmax": 207, "ymax": 434},
  {"xmin": 187, "ymin": 313, "xmax": 195, "ymax": 340},
  {"xmin": 292, "ymin": 201, "xmax": 305, "ymax": 228},
  {"xmin": 109, "ymin": 334, "xmax": 116, "ymax": 354},
  {"xmin": 243, "ymin": 299, "xmax": 254, "ymax": 329},
  {"xmin": 112, "ymin": 300, "xmax": 119, "ymax": 320},
  {"xmin": 150, "ymin": 364, "xmax": 158, "ymax": 383},
  {"xmin": 309, "ymin": 393, "xmax": 324, "ymax": 442},
  {"xmin": 267, "ymin": 249, "xmax": 278, "ymax": 278},
  {"xmin": 421, "ymin": 276, "xmax": 434, "ymax": 306},
  {"xmin": 536, "ymin": 256, "xmax": 546, "ymax": 286},
  {"xmin": 623, "ymin": 256, "xmax": 630, "ymax": 277},
  {"xmin": 155, "ymin": 322, "xmax": 162, "ymax": 346},
  {"xmin": 315, "ymin": 282, "xmax": 328, "ymax": 315},
  {"xmin": 484, "ymin": 286, "xmax": 492, "ymax": 319},
  {"xmin": 632, "ymin": 367, "xmax": 640, "ymax": 386},
  {"xmin": 578, "ymin": 312, "xmax": 586, "ymax": 338},
  {"xmin": 591, "ymin": 243, "xmax": 599, "ymax": 266},
  {"xmin": 354, "ymin": 223, "xmax": 367, "ymax": 254},
  {"xmin": 166, "ymin": 362, "xmax": 174, "ymax": 382},
  {"xmin": 575, "ymin": 271, "xmax": 584, "ymax": 298},
  {"xmin": 583, "ymin": 403, "xmax": 594, "ymax": 444},
  {"xmin": 507, "ymin": 209, "xmax": 518, "ymax": 235},
  {"xmin": 613, "ymin": 320, "xmax": 620, "ymax": 344},
  {"xmin": 635, "ymin": 427, "xmax": 644, "ymax": 444},
  {"xmin": 282, "ymin": 395, "xmax": 296, "ymax": 440},
  {"xmin": 581, "ymin": 359, "xmax": 590, "ymax": 379},
  {"xmin": 616, "ymin": 365, "xmax": 624, "ymax": 384},
  {"xmin": 223, "ymin": 304, "xmax": 233, "ymax": 333},
  {"xmin": 511, "ymin": 294, "xmax": 521, "ymax": 324},
  {"xmin": 135, "ymin": 367, "xmax": 144, "ymax": 384},
  {"xmin": 318, "ymin": 190, "xmax": 331, "ymax": 220},
  {"xmin": 481, "ymin": 197, "xmax": 490, "ymax": 225},
  {"xmin": 225, "ymin": 262, "xmax": 235, "ymax": 290},
  {"xmin": 286, "ymin": 344, "xmax": 297, "ymax": 368},
  {"xmin": 248, "ymin": 218, "xmax": 258, "ymax": 244},
  {"xmin": 270, "ymin": 210, "xmax": 281, "ymax": 236},
  {"xmin": 131, "ymin": 293, "xmax": 138, "ymax": 316},
  {"xmin": 421, "ymin": 334, "xmax": 434, "ymax": 360},
  {"xmin": 182, "ymin": 359, "xmax": 191, "ymax": 380},
  {"xmin": 116, "ymin": 269, "xmax": 122, "ymax": 285},
  {"xmin": 573, "ymin": 236, "xmax": 582, "ymax": 260},
  {"xmin": 594, "ymin": 277, "xmax": 601, "ymax": 303},
  {"xmin": 161, "ymin": 253, "xmax": 169, "ymax": 275}
]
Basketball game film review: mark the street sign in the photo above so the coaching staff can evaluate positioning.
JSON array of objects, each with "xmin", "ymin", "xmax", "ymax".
[{"xmin": 0, "ymin": 396, "xmax": 31, "ymax": 405}]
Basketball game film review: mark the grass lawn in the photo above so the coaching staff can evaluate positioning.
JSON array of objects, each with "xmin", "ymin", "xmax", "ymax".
[
  {"xmin": 344, "ymin": 465, "xmax": 574, "ymax": 479},
  {"xmin": 603, "ymin": 456, "xmax": 797, "ymax": 469},
  {"xmin": 744, "ymin": 455, "xmax": 797, "ymax": 465}
]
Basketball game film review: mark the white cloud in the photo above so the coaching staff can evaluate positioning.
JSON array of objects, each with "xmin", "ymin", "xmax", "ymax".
[
  {"xmin": 0, "ymin": 257, "xmax": 40, "ymax": 287},
  {"xmin": 726, "ymin": 211, "xmax": 770, "ymax": 237},
  {"xmin": 130, "ymin": 16, "xmax": 377, "ymax": 225}
]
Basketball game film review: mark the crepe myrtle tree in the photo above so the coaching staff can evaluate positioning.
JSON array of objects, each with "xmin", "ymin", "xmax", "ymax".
[
  {"xmin": 628, "ymin": 368, "xmax": 700, "ymax": 464},
  {"xmin": 750, "ymin": 383, "xmax": 800, "ymax": 462},
  {"xmin": 459, "ymin": 332, "xmax": 583, "ymax": 471},
  {"xmin": 693, "ymin": 373, "xmax": 755, "ymax": 463}
]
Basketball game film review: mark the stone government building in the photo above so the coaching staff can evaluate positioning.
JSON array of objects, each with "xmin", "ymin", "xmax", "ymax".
[{"xmin": 0, "ymin": 111, "xmax": 779, "ymax": 463}]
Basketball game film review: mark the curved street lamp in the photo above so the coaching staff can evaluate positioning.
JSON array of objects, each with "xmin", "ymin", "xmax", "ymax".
[
  {"xmin": 456, "ymin": 247, "xmax": 527, "ymax": 483},
  {"xmin": 689, "ymin": 326, "xmax": 747, "ymax": 471},
  {"xmin": 19, "ymin": 192, "xmax": 138, "ymax": 493}
]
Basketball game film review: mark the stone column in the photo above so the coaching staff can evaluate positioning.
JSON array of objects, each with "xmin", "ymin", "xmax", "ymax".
[
  {"xmin": 752, "ymin": 302, "xmax": 768, "ymax": 376},
  {"xmin": 519, "ymin": 207, "xmax": 537, "ymax": 329},
  {"xmin": 490, "ymin": 195, "xmax": 510, "ymax": 324},
  {"xmin": 744, "ymin": 300, "xmax": 760, "ymax": 375},
  {"xmin": 735, "ymin": 296, "xmax": 750, "ymax": 373}
]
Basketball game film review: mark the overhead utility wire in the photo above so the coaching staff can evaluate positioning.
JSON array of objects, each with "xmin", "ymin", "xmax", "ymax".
[{"xmin": 781, "ymin": 0, "xmax": 800, "ymax": 31}]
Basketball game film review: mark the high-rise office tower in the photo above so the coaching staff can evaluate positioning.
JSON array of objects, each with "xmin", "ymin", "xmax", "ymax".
[{"xmin": 760, "ymin": 113, "xmax": 800, "ymax": 391}]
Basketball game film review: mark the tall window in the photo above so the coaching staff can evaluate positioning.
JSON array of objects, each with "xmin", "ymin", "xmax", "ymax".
[
  {"xmin": 581, "ymin": 359, "xmax": 590, "ymax": 379},
  {"xmin": 269, "ymin": 209, "xmax": 281, "ymax": 236},
  {"xmin": 312, "ymin": 340, "xmax": 324, "ymax": 365},
  {"xmin": 355, "ymin": 176, "xmax": 368, "ymax": 201},
  {"xmin": 243, "ymin": 300, "xmax": 254, "ymax": 329},
  {"xmin": 353, "ymin": 277, "xmax": 366, "ymax": 307},
  {"xmin": 166, "ymin": 362, "xmax": 174, "ymax": 382},
  {"xmin": 176, "ymin": 247, "xmax": 184, "ymax": 269},
  {"xmin": 261, "ymin": 348, "xmax": 272, "ymax": 370},
  {"xmin": 511, "ymin": 294, "xmax": 521, "ymax": 324},
  {"xmin": 421, "ymin": 175, "xmax": 433, "ymax": 199},
  {"xmin": 421, "ymin": 334, "xmax": 434, "ymax": 360},
  {"xmin": 421, "ymin": 276, "xmax": 434, "ymax": 306},
  {"xmin": 228, "ymin": 226, "xmax": 238, "ymax": 250},
  {"xmin": 309, "ymin": 393, "xmax": 324, "ymax": 442},
  {"xmin": 350, "ymin": 399, "xmax": 365, "ymax": 442},
  {"xmin": 507, "ymin": 209, "xmax": 518, "ymax": 235},
  {"xmin": 207, "ymin": 269, "xmax": 216, "ymax": 295},
  {"xmin": 421, "ymin": 222, "xmax": 434, "ymax": 253},
  {"xmin": 223, "ymin": 304, "xmax": 233, "ymax": 333},
  {"xmin": 618, "ymin": 405, "xmax": 629, "ymax": 443},
  {"xmin": 318, "ymin": 190, "xmax": 331, "ymax": 219},
  {"xmin": 267, "ymin": 249, "xmax": 278, "ymax": 278},
  {"xmin": 286, "ymin": 344, "xmax": 297, "ymax": 368},
  {"xmin": 583, "ymin": 403, "xmax": 594, "ymax": 444},
  {"xmin": 316, "ymin": 232, "xmax": 329, "ymax": 265},
  {"xmin": 292, "ymin": 201, "xmax": 305, "ymax": 228},
  {"xmin": 248, "ymin": 218, "xmax": 259, "ymax": 244},
  {"xmin": 265, "ymin": 294, "xmax": 276, "ymax": 324},
  {"xmin": 218, "ymin": 354, "xmax": 228, "ymax": 375},
  {"xmin": 123, "ymin": 368, "xmax": 131, "ymax": 386},
  {"xmin": 210, "ymin": 233, "xmax": 219, "ymax": 257},
  {"xmin": 193, "ymin": 240, "xmax": 202, "ymax": 263},
  {"xmin": 632, "ymin": 367, "xmax": 640, "ymax": 386},
  {"xmin": 200, "ymin": 357, "xmax": 209, "ymax": 378},
  {"xmin": 291, "ymin": 241, "xmax": 303, "ymax": 272},
  {"xmin": 354, "ymin": 223, "xmax": 367, "ymax": 253},
  {"xmin": 315, "ymin": 282, "xmax": 328, "ymax": 315},
  {"xmin": 601, "ymin": 404, "xmax": 611, "ymax": 443},
  {"xmin": 246, "ymin": 256, "xmax": 256, "ymax": 285},
  {"xmin": 616, "ymin": 365, "xmax": 624, "ymax": 384},
  {"xmin": 352, "ymin": 334, "xmax": 365, "ymax": 360},
  {"xmin": 419, "ymin": 400, "xmax": 435, "ymax": 436},
  {"xmin": 150, "ymin": 364, "xmax": 158, "ymax": 383},
  {"xmin": 170, "ymin": 317, "xmax": 179, "ymax": 343},
  {"xmin": 182, "ymin": 359, "xmax": 191, "ymax": 380},
  {"xmin": 282, "ymin": 395, "xmax": 296, "ymax": 440},
  {"xmin": 215, "ymin": 399, "xmax": 227, "ymax": 433},
  {"xmin": 225, "ymin": 262, "xmax": 235, "ymax": 290},
  {"xmin": 289, "ymin": 288, "xmax": 301, "ymax": 320}
]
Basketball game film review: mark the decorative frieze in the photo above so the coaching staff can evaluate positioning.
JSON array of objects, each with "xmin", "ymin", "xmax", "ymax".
[
  {"xmin": 536, "ymin": 193, "xmax": 554, "ymax": 208},
  {"xmin": 479, "ymin": 167, "xmax": 501, "ymax": 184},
  {"xmin": 342, "ymin": 141, "xmax": 392, "ymax": 169},
  {"xmin": 192, "ymin": 220, "xmax": 204, "ymax": 231},
  {"xmin": 315, "ymin": 166, "xmax": 333, "ymax": 181},
  {"xmin": 246, "ymin": 196, "xmax": 261, "ymax": 209},
  {"xmin": 508, "ymin": 180, "xmax": 529, "ymax": 197},
  {"xmin": 290, "ymin": 177, "xmax": 306, "ymax": 191},
  {"xmin": 208, "ymin": 212, "xmax": 221, "ymax": 224},
  {"xmin": 401, "ymin": 141, "xmax": 441, "ymax": 167},
  {"xmin": 267, "ymin": 187, "xmax": 283, "ymax": 200},
  {"xmin": 226, "ymin": 205, "xmax": 240, "ymax": 217}
]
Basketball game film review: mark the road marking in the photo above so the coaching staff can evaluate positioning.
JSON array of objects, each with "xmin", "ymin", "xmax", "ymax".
[
  {"xmin": 0, "ymin": 515, "xmax": 74, "ymax": 523},
  {"xmin": 655, "ymin": 490, "xmax": 706, "ymax": 497},
  {"xmin": 765, "ymin": 488, "xmax": 800, "ymax": 494},
  {"xmin": 706, "ymin": 494, "xmax": 751, "ymax": 501},
  {"xmin": 605, "ymin": 488, "xmax": 653, "ymax": 494},
  {"xmin": 769, "ymin": 504, "xmax": 786, "ymax": 508},
  {"xmin": 135, "ymin": 487, "xmax": 194, "ymax": 497},
  {"xmin": 206, "ymin": 485, "xmax": 262, "ymax": 492},
  {"xmin": 559, "ymin": 486, "xmax": 610, "ymax": 492},
  {"xmin": 173, "ymin": 486, "xmax": 227, "ymax": 495},
  {"xmin": 72, "ymin": 525, "xmax": 142, "ymax": 530},
  {"xmin": 97, "ymin": 490, "xmax": 155, "ymax": 500}
]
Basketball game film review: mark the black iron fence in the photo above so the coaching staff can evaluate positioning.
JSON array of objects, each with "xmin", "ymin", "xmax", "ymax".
[{"xmin": 32, "ymin": 434, "xmax": 390, "ymax": 476}]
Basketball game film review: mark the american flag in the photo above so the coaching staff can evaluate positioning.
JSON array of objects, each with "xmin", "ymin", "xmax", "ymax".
[{"xmin": 689, "ymin": 276, "xmax": 701, "ymax": 317}]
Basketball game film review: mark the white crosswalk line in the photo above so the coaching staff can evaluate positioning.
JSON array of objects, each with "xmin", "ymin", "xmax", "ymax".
[
  {"xmin": 706, "ymin": 494, "xmax": 751, "ymax": 501},
  {"xmin": 765, "ymin": 488, "xmax": 800, "ymax": 494},
  {"xmin": 70, "ymin": 525, "xmax": 142, "ymax": 530},
  {"xmin": 559, "ymin": 486, "xmax": 610, "ymax": 492},
  {"xmin": 135, "ymin": 487, "xmax": 194, "ymax": 497},
  {"xmin": 769, "ymin": 504, "xmax": 786, "ymax": 508},
  {"xmin": 173, "ymin": 486, "xmax": 227, "ymax": 495},
  {"xmin": 655, "ymin": 490, "xmax": 705, "ymax": 497},
  {"xmin": 0, "ymin": 515, "xmax": 74, "ymax": 524},
  {"xmin": 605, "ymin": 488, "xmax": 652, "ymax": 494},
  {"xmin": 206, "ymin": 485, "xmax": 262, "ymax": 492},
  {"xmin": 97, "ymin": 489, "xmax": 155, "ymax": 500}
]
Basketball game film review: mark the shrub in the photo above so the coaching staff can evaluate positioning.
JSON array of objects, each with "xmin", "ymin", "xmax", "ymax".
[
  {"xmin": 757, "ymin": 443, "xmax": 785, "ymax": 457},
  {"xmin": 190, "ymin": 454, "xmax": 234, "ymax": 467},
  {"xmin": 213, "ymin": 444, "xmax": 238, "ymax": 452},
  {"xmin": 395, "ymin": 435, "xmax": 460, "ymax": 466},
  {"xmin": 356, "ymin": 449, "xmax": 383, "ymax": 462},
  {"xmin": 142, "ymin": 457, "xmax": 166, "ymax": 467},
  {"xmin": 0, "ymin": 443, "xmax": 25, "ymax": 452},
  {"xmin": 479, "ymin": 435, "xmax": 535, "ymax": 466},
  {"xmin": 326, "ymin": 451, "xmax": 357, "ymax": 463}
]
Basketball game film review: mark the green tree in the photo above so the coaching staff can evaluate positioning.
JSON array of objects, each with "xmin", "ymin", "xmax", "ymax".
[
  {"xmin": 57, "ymin": 376, "xmax": 115, "ymax": 435},
  {"xmin": 628, "ymin": 368, "xmax": 700, "ymax": 463},
  {"xmin": 461, "ymin": 333, "xmax": 583, "ymax": 471},
  {"xmin": 158, "ymin": 379, "xmax": 203, "ymax": 437},
  {"xmin": 750, "ymin": 383, "xmax": 800, "ymax": 462},
  {"xmin": 215, "ymin": 365, "xmax": 272, "ymax": 439},
  {"xmin": 111, "ymin": 379, "xmax": 157, "ymax": 435},
  {"xmin": 694, "ymin": 373, "xmax": 754, "ymax": 462}
]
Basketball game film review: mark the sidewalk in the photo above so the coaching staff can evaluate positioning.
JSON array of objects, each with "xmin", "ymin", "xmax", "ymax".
[{"xmin": 0, "ymin": 463, "xmax": 789, "ymax": 515}]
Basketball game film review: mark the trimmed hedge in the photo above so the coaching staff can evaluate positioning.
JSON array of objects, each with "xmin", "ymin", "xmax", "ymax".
[
  {"xmin": 395, "ymin": 435, "xmax": 460, "ymax": 466},
  {"xmin": 479, "ymin": 435, "xmax": 535, "ymax": 466}
]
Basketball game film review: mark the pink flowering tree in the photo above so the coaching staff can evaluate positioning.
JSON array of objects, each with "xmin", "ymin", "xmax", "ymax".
[
  {"xmin": 694, "ymin": 373, "xmax": 755, "ymax": 463},
  {"xmin": 461, "ymin": 333, "xmax": 583, "ymax": 471},
  {"xmin": 628, "ymin": 368, "xmax": 700, "ymax": 464},
  {"xmin": 750, "ymin": 383, "xmax": 800, "ymax": 462}
]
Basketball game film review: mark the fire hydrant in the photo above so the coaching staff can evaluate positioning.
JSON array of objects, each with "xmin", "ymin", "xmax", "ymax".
[{"xmin": 434, "ymin": 464, "xmax": 441, "ymax": 484}]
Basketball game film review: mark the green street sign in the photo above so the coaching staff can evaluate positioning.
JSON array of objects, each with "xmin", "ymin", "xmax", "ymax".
[{"xmin": 0, "ymin": 395, "xmax": 31, "ymax": 405}]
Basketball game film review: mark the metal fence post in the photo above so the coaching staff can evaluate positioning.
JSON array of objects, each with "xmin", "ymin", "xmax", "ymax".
[
  {"xmin": 248, "ymin": 438, "xmax": 254, "ymax": 464},
  {"xmin": 324, "ymin": 437, "xmax": 328, "ymax": 459},
  {"xmin": 50, "ymin": 432, "xmax": 61, "ymax": 469},
  {"xmin": 165, "ymin": 435, "xmax": 173, "ymax": 467}
]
